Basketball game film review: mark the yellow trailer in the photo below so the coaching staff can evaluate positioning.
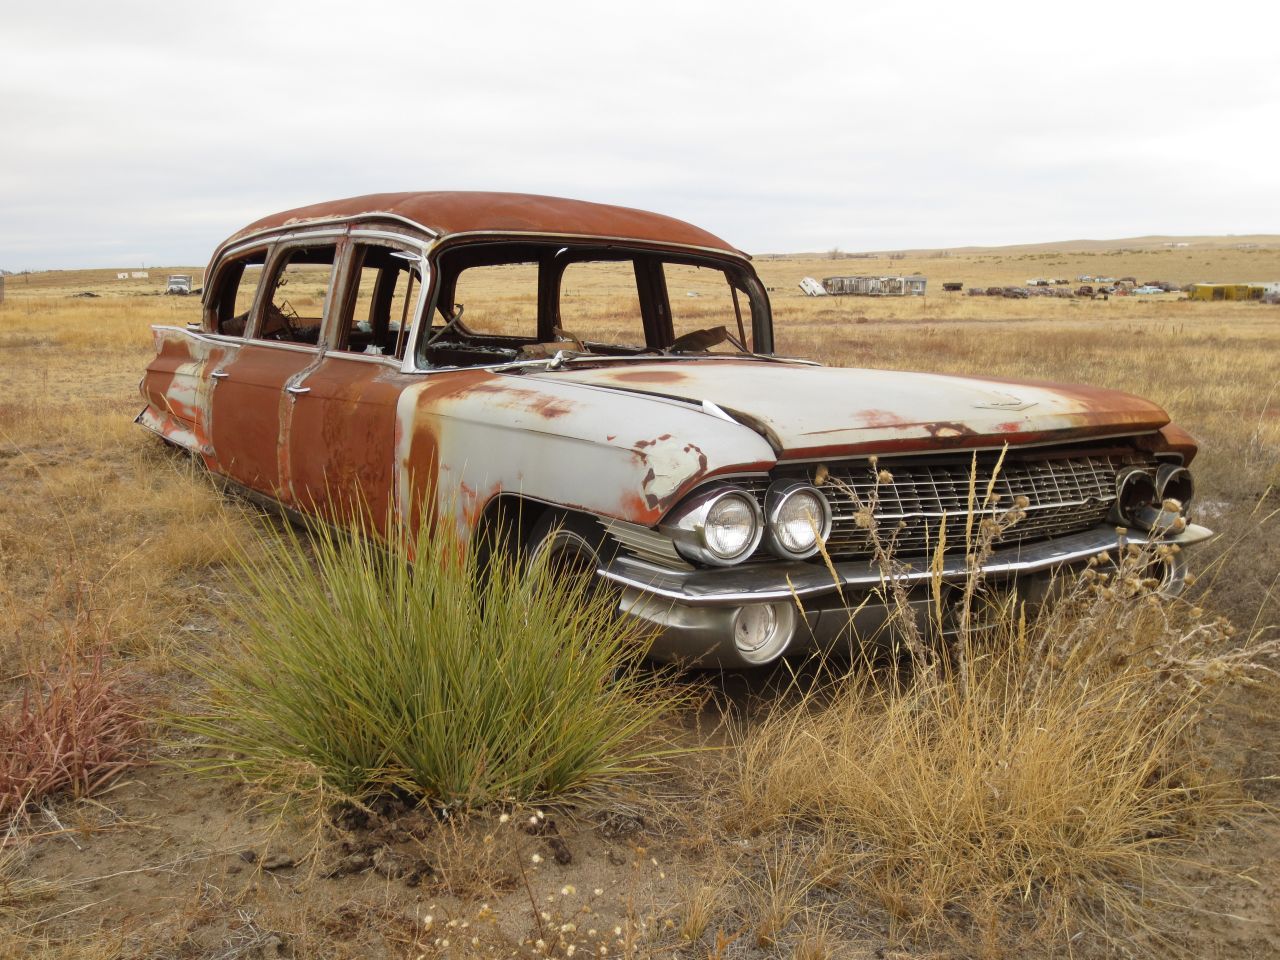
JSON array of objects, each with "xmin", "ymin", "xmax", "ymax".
[{"xmin": 1188, "ymin": 283, "xmax": 1264, "ymax": 301}]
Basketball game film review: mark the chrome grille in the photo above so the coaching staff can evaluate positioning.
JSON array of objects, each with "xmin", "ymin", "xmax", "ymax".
[
  {"xmin": 601, "ymin": 518, "xmax": 692, "ymax": 570},
  {"xmin": 816, "ymin": 449, "xmax": 1157, "ymax": 559}
]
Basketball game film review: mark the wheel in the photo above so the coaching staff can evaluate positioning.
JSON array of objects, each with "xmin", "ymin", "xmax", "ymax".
[
  {"xmin": 525, "ymin": 512, "xmax": 642, "ymax": 678},
  {"xmin": 525, "ymin": 512, "xmax": 615, "ymax": 591}
]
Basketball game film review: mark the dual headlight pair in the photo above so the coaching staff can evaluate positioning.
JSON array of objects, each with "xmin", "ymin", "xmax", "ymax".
[
  {"xmin": 662, "ymin": 481, "xmax": 832, "ymax": 567},
  {"xmin": 1111, "ymin": 463, "xmax": 1195, "ymax": 530}
]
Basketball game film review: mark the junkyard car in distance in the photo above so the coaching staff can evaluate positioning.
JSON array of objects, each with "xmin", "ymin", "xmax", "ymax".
[
  {"xmin": 165, "ymin": 274, "xmax": 193, "ymax": 295},
  {"xmin": 138, "ymin": 192, "xmax": 1211, "ymax": 667}
]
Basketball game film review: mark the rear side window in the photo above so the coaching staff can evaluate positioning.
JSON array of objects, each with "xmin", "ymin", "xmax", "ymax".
[
  {"xmin": 254, "ymin": 245, "xmax": 337, "ymax": 345},
  {"xmin": 338, "ymin": 244, "xmax": 423, "ymax": 359},
  {"xmin": 211, "ymin": 249, "xmax": 267, "ymax": 336}
]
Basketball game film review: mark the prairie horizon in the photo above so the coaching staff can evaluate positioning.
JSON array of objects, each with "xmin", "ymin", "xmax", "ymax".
[{"xmin": 4, "ymin": 220, "xmax": 1280, "ymax": 958}]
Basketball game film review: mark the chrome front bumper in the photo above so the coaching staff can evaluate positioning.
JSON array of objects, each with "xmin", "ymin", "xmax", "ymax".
[{"xmin": 603, "ymin": 523, "xmax": 1214, "ymax": 666}]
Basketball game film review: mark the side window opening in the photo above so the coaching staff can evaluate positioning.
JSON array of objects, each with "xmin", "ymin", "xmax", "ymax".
[
  {"xmin": 255, "ymin": 245, "xmax": 337, "ymax": 345},
  {"xmin": 211, "ymin": 249, "xmax": 268, "ymax": 336},
  {"xmin": 338, "ymin": 244, "xmax": 422, "ymax": 359},
  {"xmin": 418, "ymin": 256, "xmax": 541, "ymax": 369}
]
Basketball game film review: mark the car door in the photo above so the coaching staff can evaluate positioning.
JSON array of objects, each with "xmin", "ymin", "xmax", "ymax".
[
  {"xmin": 284, "ymin": 236, "xmax": 427, "ymax": 532},
  {"xmin": 208, "ymin": 238, "xmax": 337, "ymax": 499}
]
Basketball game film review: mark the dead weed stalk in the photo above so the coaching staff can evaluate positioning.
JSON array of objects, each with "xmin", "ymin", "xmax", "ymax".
[{"xmin": 735, "ymin": 456, "xmax": 1278, "ymax": 956}]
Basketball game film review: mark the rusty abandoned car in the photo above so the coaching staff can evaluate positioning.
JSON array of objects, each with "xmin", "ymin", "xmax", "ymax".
[{"xmin": 137, "ymin": 192, "xmax": 1211, "ymax": 666}]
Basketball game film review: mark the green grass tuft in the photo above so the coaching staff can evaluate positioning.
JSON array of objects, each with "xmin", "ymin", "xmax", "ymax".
[{"xmin": 181, "ymin": 511, "xmax": 681, "ymax": 807}]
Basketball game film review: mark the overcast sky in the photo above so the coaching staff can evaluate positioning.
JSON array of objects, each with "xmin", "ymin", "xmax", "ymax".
[{"xmin": 2, "ymin": 0, "xmax": 1277, "ymax": 270}]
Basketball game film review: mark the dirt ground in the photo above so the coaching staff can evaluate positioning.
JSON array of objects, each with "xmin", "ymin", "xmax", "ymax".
[
  {"xmin": 10, "ymin": 681, "xmax": 1280, "ymax": 959},
  {"xmin": 3, "ymin": 239, "xmax": 1280, "ymax": 958}
]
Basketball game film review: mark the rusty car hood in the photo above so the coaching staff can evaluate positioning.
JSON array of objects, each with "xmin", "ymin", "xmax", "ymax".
[{"xmin": 528, "ymin": 359, "xmax": 1170, "ymax": 459}]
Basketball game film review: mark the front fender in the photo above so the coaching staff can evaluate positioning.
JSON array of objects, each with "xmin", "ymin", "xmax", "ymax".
[{"xmin": 392, "ymin": 369, "xmax": 776, "ymax": 533}]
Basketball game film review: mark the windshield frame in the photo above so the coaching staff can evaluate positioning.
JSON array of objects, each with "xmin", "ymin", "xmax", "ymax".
[{"xmin": 412, "ymin": 237, "xmax": 773, "ymax": 371}]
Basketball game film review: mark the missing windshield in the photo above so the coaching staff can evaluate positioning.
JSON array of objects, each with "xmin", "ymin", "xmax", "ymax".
[{"xmin": 417, "ymin": 241, "xmax": 770, "ymax": 369}]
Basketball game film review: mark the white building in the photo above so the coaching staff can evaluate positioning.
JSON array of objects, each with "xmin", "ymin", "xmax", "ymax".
[{"xmin": 822, "ymin": 275, "xmax": 927, "ymax": 296}]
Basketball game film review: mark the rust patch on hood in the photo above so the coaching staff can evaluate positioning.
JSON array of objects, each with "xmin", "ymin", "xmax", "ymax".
[
  {"xmin": 855, "ymin": 408, "xmax": 912, "ymax": 428},
  {"xmin": 635, "ymin": 433, "xmax": 673, "ymax": 449},
  {"xmin": 528, "ymin": 395, "xmax": 576, "ymax": 419},
  {"xmin": 607, "ymin": 369, "xmax": 690, "ymax": 384}
]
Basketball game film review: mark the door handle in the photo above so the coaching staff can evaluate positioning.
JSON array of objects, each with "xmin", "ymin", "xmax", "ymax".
[
  {"xmin": 286, "ymin": 385, "xmax": 311, "ymax": 396},
  {"xmin": 211, "ymin": 369, "xmax": 229, "ymax": 379}
]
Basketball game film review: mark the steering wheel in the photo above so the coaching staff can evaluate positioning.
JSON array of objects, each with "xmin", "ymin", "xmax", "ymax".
[{"xmin": 264, "ymin": 299, "xmax": 301, "ymax": 341}]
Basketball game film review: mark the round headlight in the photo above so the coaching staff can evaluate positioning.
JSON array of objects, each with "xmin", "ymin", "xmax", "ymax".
[
  {"xmin": 765, "ymin": 482, "xmax": 832, "ymax": 559},
  {"xmin": 1111, "ymin": 466, "xmax": 1157, "ymax": 526},
  {"xmin": 661, "ymin": 486, "xmax": 764, "ymax": 567},
  {"xmin": 704, "ymin": 493, "xmax": 759, "ymax": 560},
  {"xmin": 1156, "ymin": 463, "xmax": 1194, "ymax": 508}
]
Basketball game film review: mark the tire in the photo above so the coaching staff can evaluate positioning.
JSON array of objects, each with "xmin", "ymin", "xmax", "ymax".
[
  {"xmin": 525, "ymin": 512, "xmax": 615, "ymax": 590},
  {"xmin": 525, "ymin": 513, "xmax": 642, "ymax": 680}
]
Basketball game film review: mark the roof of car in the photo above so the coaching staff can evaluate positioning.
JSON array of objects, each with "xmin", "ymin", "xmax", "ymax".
[{"xmin": 228, "ymin": 191, "xmax": 742, "ymax": 255}]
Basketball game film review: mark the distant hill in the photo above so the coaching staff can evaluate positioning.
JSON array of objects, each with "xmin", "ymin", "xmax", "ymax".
[
  {"xmin": 775, "ymin": 235, "xmax": 1280, "ymax": 259},
  {"xmin": 933, "ymin": 236, "xmax": 1280, "ymax": 255}
]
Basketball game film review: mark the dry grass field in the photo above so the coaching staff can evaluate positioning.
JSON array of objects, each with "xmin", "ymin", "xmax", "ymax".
[{"xmin": 2, "ymin": 240, "xmax": 1279, "ymax": 959}]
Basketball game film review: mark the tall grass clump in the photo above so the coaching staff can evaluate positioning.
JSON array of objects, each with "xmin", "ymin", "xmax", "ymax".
[
  {"xmin": 731, "ymin": 470, "xmax": 1279, "ymax": 955},
  {"xmin": 183, "ymin": 511, "xmax": 679, "ymax": 807}
]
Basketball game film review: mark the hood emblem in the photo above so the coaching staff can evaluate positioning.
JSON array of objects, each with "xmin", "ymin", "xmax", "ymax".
[{"xmin": 973, "ymin": 391, "xmax": 1037, "ymax": 412}]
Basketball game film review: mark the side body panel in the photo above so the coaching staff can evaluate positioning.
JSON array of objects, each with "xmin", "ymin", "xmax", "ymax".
[
  {"xmin": 208, "ymin": 343, "xmax": 318, "ymax": 497},
  {"xmin": 138, "ymin": 331, "xmax": 778, "ymax": 538},
  {"xmin": 286, "ymin": 355, "xmax": 407, "ymax": 531}
]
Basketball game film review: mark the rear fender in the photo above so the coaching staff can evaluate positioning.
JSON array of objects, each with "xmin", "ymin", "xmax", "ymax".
[{"xmin": 136, "ymin": 326, "xmax": 237, "ymax": 461}]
